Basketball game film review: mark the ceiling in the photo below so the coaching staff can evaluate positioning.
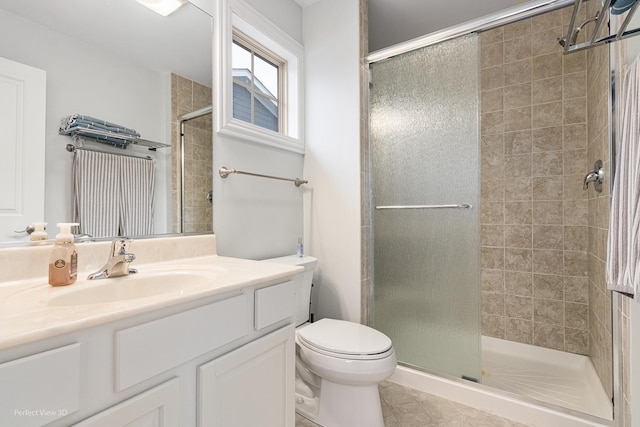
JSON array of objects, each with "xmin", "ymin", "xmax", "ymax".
[
  {"xmin": 2, "ymin": 0, "xmax": 552, "ymax": 82},
  {"xmin": 368, "ymin": 0, "xmax": 533, "ymax": 52},
  {"xmin": 0, "ymin": 0, "xmax": 213, "ymax": 85}
]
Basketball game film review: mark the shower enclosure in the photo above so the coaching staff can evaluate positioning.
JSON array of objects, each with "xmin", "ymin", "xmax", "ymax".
[
  {"xmin": 171, "ymin": 73, "xmax": 214, "ymax": 234},
  {"xmin": 366, "ymin": 2, "xmax": 615, "ymax": 422},
  {"xmin": 370, "ymin": 34, "xmax": 482, "ymax": 381}
]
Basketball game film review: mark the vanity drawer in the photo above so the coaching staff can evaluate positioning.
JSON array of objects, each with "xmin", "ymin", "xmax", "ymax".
[
  {"xmin": 254, "ymin": 280, "xmax": 295, "ymax": 330},
  {"xmin": 0, "ymin": 343, "xmax": 80, "ymax": 426},
  {"xmin": 116, "ymin": 293, "xmax": 248, "ymax": 391}
]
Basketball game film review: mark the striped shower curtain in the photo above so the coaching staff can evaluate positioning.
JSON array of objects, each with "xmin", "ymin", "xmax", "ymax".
[
  {"xmin": 606, "ymin": 55, "xmax": 640, "ymax": 300},
  {"xmin": 73, "ymin": 150, "xmax": 155, "ymax": 238}
]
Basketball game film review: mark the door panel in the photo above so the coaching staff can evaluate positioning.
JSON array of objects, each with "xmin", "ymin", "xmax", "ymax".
[
  {"xmin": 0, "ymin": 56, "xmax": 46, "ymax": 241},
  {"xmin": 370, "ymin": 35, "xmax": 481, "ymax": 380}
]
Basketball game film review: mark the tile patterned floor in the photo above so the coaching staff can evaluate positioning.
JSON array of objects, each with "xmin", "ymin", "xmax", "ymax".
[{"xmin": 295, "ymin": 381, "xmax": 533, "ymax": 427}]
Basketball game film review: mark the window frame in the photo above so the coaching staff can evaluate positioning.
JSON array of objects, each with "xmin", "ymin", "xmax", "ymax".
[
  {"xmin": 214, "ymin": 0, "xmax": 304, "ymax": 153},
  {"xmin": 232, "ymin": 30, "xmax": 287, "ymax": 133}
]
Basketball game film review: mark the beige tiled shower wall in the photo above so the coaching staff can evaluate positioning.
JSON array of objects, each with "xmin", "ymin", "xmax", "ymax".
[
  {"xmin": 480, "ymin": 8, "xmax": 593, "ymax": 355},
  {"xmin": 585, "ymin": 16, "xmax": 613, "ymax": 399},
  {"xmin": 171, "ymin": 73, "xmax": 213, "ymax": 234}
]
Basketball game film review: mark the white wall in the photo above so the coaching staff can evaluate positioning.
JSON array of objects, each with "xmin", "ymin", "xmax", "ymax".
[
  {"xmin": 213, "ymin": 139, "xmax": 305, "ymax": 259},
  {"xmin": 210, "ymin": 0, "xmax": 306, "ymax": 259},
  {"xmin": 192, "ymin": 0, "xmax": 302, "ymax": 42},
  {"xmin": 246, "ymin": 0, "xmax": 303, "ymax": 44},
  {"xmin": 204, "ymin": 0, "xmax": 363, "ymax": 321},
  {"xmin": 0, "ymin": 9, "xmax": 171, "ymax": 235},
  {"xmin": 195, "ymin": 0, "xmax": 364, "ymax": 325},
  {"xmin": 302, "ymin": 0, "xmax": 361, "ymax": 322}
]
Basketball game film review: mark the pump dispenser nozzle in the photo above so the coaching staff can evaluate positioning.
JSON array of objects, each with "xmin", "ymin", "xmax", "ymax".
[
  {"xmin": 30, "ymin": 222, "xmax": 48, "ymax": 241},
  {"xmin": 56, "ymin": 223, "xmax": 79, "ymax": 242}
]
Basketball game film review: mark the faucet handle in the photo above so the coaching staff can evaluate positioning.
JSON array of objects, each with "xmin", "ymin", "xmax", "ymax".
[
  {"xmin": 582, "ymin": 160, "xmax": 604, "ymax": 192},
  {"xmin": 111, "ymin": 238, "xmax": 134, "ymax": 255}
]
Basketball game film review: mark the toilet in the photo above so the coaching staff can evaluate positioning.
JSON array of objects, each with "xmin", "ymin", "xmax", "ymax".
[{"xmin": 265, "ymin": 255, "xmax": 396, "ymax": 427}]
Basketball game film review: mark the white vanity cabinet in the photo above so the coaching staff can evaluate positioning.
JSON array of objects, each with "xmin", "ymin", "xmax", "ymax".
[
  {"xmin": 198, "ymin": 324, "xmax": 295, "ymax": 427},
  {"xmin": 115, "ymin": 292, "xmax": 249, "ymax": 392},
  {"xmin": 0, "ymin": 278, "xmax": 297, "ymax": 427},
  {"xmin": 198, "ymin": 279, "xmax": 296, "ymax": 427},
  {"xmin": 0, "ymin": 343, "xmax": 81, "ymax": 426},
  {"xmin": 73, "ymin": 378, "xmax": 180, "ymax": 427}
]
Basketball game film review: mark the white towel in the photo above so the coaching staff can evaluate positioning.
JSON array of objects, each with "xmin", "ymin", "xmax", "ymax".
[{"xmin": 606, "ymin": 55, "xmax": 640, "ymax": 300}]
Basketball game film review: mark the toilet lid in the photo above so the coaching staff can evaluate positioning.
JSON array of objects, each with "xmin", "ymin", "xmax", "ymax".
[{"xmin": 297, "ymin": 318, "xmax": 392, "ymax": 356}]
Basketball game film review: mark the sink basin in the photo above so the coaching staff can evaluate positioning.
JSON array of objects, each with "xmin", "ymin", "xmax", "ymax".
[{"xmin": 48, "ymin": 266, "xmax": 226, "ymax": 306}]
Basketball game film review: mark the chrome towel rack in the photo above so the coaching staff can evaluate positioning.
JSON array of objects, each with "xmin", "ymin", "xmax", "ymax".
[
  {"xmin": 65, "ymin": 143, "xmax": 153, "ymax": 160},
  {"xmin": 560, "ymin": 0, "xmax": 640, "ymax": 53},
  {"xmin": 60, "ymin": 127, "xmax": 169, "ymax": 151},
  {"xmin": 219, "ymin": 166, "xmax": 308, "ymax": 187},
  {"xmin": 375, "ymin": 204, "xmax": 472, "ymax": 210}
]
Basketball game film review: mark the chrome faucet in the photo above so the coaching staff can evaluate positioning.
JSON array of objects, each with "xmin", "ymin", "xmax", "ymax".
[
  {"xmin": 88, "ymin": 238, "xmax": 138, "ymax": 280},
  {"xmin": 74, "ymin": 233, "xmax": 94, "ymax": 243},
  {"xmin": 583, "ymin": 160, "xmax": 604, "ymax": 192}
]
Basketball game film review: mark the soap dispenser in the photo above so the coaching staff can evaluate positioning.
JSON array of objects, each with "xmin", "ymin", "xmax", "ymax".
[
  {"xmin": 30, "ymin": 222, "xmax": 48, "ymax": 241},
  {"xmin": 48, "ymin": 223, "xmax": 79, "ymax": 286},
  {"xmin": 297, "ymin": 237, "xmax": 304, "ymax": 257}
]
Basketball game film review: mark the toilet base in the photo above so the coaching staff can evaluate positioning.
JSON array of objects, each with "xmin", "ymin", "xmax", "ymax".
[{"xmin": 296, "ymin": 379, "xmax": 385, "ymax": 427}]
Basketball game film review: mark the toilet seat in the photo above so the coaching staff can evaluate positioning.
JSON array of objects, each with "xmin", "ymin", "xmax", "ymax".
[{"xmin": 297, "ymin": 318, "xmax": 393, "ymax": 360}]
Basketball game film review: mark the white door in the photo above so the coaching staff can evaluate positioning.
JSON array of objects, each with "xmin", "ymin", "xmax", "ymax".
[
  {"xmin": 0, "ymin": 56, "xmax": 46, "ymax": 241},
  {"xmin": 197, "ymin": 326, "xmax": 295, "ymax": 427}
]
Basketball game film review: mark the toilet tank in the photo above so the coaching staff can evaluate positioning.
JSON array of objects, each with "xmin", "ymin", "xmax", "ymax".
[{"xmin": 262, "ymin": 255, "xmax": 317, "ymax": 326}]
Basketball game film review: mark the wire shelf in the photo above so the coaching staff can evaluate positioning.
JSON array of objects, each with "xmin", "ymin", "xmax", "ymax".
[
  {"xmin": 60, "ymin": 128, "xmax": 169, "ymax": 151},
  {"xmin": 561, "ymin": 0, "xmax": 640, "ymax": 53}
]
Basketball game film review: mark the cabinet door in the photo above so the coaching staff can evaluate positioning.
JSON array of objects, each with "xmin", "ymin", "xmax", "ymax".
[
  {"xmin": 73, "ymin": 379, "xmax": 179, "ymax": 427},
  {"xmin": 198, "ymin": 325, "xmax": 295, "ymax": 427}
]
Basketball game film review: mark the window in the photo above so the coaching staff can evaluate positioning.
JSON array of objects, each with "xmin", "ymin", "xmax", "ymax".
[
  {"xmin": 232, "ymin": 32, "xmax": 285, "ymax": 133},
  {"xmin": 214, "ymin": 0, "xmax": 304, "ymax": 153}
]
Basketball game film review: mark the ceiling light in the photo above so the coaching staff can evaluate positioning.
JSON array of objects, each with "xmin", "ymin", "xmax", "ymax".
[{"xmin": 136, "ymin": 0, "xmax": 187, "ymax": 16}]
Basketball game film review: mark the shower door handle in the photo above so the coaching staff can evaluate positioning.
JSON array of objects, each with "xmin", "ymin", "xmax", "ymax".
[{"xmin": 375, "ymin": 204, "xmax": 472, "ymax": 210}]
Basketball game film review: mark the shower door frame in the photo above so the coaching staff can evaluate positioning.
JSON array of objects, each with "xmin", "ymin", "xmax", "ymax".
[{"xmin": 361, "ymin": 0, "xmax": 621, "ymax": 423}]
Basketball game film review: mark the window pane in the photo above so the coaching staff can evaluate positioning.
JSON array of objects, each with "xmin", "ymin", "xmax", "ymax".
[
  {"xmin": 232, "ymin": 41, "xmax": 251, "ymax": 70},
  {"xmin": 232, "ymin": 82, "xmax": 251, "ymax": 125},
  {"xmin": 254, "ymin": 54, "xmax": 278, "ymax": 99},
  {"xmin": 233, "ymin": 68, "xmax": 251, "ymax": 89},
  {"xmin": 231, "ymin": 35, "xmax": 282, "ymax": 134},
  {"xmin": 254, "ymin": 92, "xmax": 278, "ymax": 132},
  {"xmin": 232, "ymin": 41, "xmax": 252, "ymax": 87}
]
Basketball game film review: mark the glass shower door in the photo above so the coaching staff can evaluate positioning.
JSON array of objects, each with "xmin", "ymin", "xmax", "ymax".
[{"xmin": 370, "ymin": 34, "xmax": 481, "ymax": 380}]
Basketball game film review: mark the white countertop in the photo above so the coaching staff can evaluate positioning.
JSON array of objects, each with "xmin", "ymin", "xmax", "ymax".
[{"xmin": 0, "ymin": 251, "xmax": 301, "ymax": 351}]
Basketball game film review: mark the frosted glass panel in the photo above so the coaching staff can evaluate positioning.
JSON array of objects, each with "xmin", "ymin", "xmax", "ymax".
[{"xmin": 370, "ymin": 35, "xmax": 481, "ymax": 380}]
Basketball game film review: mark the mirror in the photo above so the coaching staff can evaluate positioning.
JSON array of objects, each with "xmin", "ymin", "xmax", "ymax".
[{"xmin": 0, "ymin": 0, "xmax": 213, "ymax": 243}]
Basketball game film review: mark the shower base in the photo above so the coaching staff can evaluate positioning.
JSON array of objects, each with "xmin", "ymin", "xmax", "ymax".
[
  {"xmin": 481, "ymin": 336, "xmax": 612, "ymax": 420},
  {"xmin": 389, "ymin": 337, "xmax": 613, "ymax": 426}
]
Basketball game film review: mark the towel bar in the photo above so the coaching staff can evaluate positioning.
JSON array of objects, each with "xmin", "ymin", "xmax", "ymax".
[
  {"xmin": 375, "ymin": 204, "xmax": 472, "ymax": 210},
  {"xmin": 219, "ymin": 166, "xmax": 308, "ymax": 187}
]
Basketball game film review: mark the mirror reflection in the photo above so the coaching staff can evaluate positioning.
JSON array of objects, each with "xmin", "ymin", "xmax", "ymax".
[{"xmin": 0, "ymin": 0, "xmax": 213, "ymax": 243}]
